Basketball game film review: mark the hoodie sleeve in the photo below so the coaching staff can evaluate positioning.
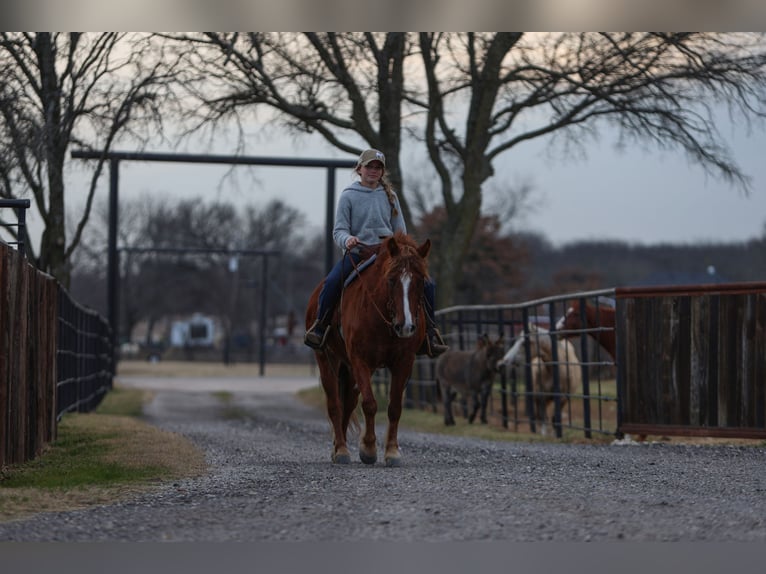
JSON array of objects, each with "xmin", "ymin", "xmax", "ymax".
[{"xmin": 332, "ymin": 193, "xmax": 352, "ymax": 250}]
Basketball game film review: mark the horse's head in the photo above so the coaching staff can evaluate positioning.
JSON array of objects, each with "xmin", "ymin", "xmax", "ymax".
[
  {"xmin": 555, "ymin": 301, "xmax": 581, "ymax": 333},
  {"xmin": 382, "ymin": 233, "xmax": 431, "ymax": 339}
]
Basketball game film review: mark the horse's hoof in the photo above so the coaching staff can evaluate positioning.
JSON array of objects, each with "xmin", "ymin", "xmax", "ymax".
[
  {"xmin": 384, "ymin": 450, "xmax": 402, "ymax": 467},
  {"xmin": 359, "ymin": 451, "xmax": 377, "ymax": 465},
  {"xmin": 332, "ymin": 448, "xmax": 351, "ymax": 464}
]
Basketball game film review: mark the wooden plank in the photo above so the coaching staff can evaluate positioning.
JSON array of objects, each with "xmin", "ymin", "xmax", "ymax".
[
  {"xmin": 689, "ymin": 296, "xmax": 709, "ymax": 427},
  {"xmin": 0, "ymin": 248, "xmax": 9, "ymax": 467},
  {"xmin": 756, "ymin": 294, "xmax": 766, "ymax": 428},
  {"xmin": 676, "ymin": 296, "xmax": 692, "ymax": 425},
  {"xmin": 707, "ymin": 294, "xmax": 720, "ymax": 427},
  {"xmin": 15, "ymin": 255, "xmax": 29, "ymax": 464}
]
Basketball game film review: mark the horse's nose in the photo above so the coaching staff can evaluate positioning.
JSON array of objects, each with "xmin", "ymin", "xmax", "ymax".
[{"xmin": 394, "ymin": 322, "xmax": 416, "ymax": 338}]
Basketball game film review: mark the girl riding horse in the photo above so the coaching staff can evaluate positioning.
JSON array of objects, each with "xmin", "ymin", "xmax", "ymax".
[{"xmin": 304, "ymin": 148, "xmax": 448, "ymax": 358}]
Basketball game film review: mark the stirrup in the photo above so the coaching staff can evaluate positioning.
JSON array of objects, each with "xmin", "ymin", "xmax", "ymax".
[
  {"xmin": 304, "ymin": 319, "xmax": 329, "ymax": 349},
  {"xmin": 427, "ymin": 333, "xmax": 449, "ymax": 358},
  {"xmin": 418, "ymin": 327, "xmax": 449, "ymax": 358}
]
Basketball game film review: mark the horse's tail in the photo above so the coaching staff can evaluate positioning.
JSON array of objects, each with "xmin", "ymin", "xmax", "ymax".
[{"xmin": 338, "ymin": 364, "xmax": 361, "ymax": 435}]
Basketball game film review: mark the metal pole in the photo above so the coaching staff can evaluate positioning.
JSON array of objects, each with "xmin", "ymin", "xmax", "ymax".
[
  {"xmin": 325, "ymin": 167, "xmax": 337, "ymax": 274},
  {"xmin": 259, "ymin": 254, "xmax": 269, "ymax": 376},
  {"xmin": 15, "ymin": 206, "xmax": 27, "ymax": 257},
  {"xmin": 107, "ymin": 158, "xmax": 120, "ymax": 365}
]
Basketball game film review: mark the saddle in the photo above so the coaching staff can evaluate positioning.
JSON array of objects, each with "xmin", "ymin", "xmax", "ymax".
[{"xmin": 343, "ymin": 244, "xmax": 381, "ymax": 287}]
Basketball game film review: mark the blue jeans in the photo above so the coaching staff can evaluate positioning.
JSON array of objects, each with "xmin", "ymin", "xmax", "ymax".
[{"xmin": 316, "ymin": 252, "xmax": 437, "ymax": 325}]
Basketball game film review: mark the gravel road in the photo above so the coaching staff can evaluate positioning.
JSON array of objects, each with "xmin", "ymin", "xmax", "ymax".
[{"xmin": 1, "ymin": 374, "xmax": 765, "ymax": 542}]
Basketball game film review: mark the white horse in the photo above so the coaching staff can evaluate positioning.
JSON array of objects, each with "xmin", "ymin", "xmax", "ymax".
[{"xmin": 497, "ymin": 324, "xmax": 581, "ymax": 435}]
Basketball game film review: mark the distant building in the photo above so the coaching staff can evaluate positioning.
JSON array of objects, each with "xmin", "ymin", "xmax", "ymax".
[{"xmin": 170, "ymin": 313, "xmax": 216, "ymax": 347}]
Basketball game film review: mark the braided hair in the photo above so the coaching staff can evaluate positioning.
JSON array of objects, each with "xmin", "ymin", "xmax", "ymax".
[{"xmin": 380, "ymin": 176, "xmax": 399, "ymax": 217}]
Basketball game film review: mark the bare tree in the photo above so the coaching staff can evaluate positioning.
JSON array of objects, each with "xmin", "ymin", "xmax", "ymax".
[
  {"xmin": 168, "ymin": 32, "xmax": 766, "ymax": 307},
  {"xmin": 0, "ymin": 32, "xmax": 181, "ymax": 287}
]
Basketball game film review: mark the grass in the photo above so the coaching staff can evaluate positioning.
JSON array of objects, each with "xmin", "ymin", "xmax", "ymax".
[
  {"xmin": 117, "ymin": 359, "xmax": 316, "ymax": 378},
  {"xmin": 296, "ymin": 384, "xmax": 614, "ymax": 445},
  {"xmin": 0, "ymin": 384, "xmax": 207, "ymax": 523},
  {"xmin": 297, "ymin": 379, "xmax": 766, "ymax": 447}
]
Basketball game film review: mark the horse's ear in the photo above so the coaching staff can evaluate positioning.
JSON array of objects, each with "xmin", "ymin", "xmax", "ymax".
[
  {"xmin": 417, "ymin": 238, "xmax": 431, "ymax": 259},
  {"xmin": 387, "ymin": 235, "xmax": 400, "ymax": 257}
]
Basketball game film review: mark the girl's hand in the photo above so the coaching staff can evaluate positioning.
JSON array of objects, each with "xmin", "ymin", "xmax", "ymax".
[{"xmin": 345, "ymin": 236, "xmax": 359, "ymax": 249}]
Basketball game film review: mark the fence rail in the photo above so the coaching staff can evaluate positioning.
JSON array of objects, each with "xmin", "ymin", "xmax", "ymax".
[
  {"xmin": 1, "ymin": 240, "xmax": 113, "ymax": 468},
  {"xmin": 0, "ymin": 199, "xmax": 31, "ymax": 257}
]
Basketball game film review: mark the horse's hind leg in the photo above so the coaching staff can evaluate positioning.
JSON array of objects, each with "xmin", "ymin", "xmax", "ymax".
[
  {"xmin": 317, "ymin": 358, "xmax": 351, "ymax": 464},
  {"xmin": 339, "ymin": 366, "xmax": 360, "ymax": 454}
]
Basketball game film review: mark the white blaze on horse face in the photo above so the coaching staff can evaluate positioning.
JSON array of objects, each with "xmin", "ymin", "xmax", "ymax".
[
  {"xmin": 498, "ymin": 335, "xmax": 525, "ymax": 367},
  {"xmin": 555, "ymin": 307, "xmax": 573, "ymax": 331},
  {"xmin": 398, "ymin": 270, "xmax": 416, "ymax": 337}
]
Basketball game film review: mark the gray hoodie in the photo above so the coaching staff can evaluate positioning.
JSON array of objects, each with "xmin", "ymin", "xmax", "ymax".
[{"xmin": 332, "ymin": 181, "xmax": 406, "ymax": 252}]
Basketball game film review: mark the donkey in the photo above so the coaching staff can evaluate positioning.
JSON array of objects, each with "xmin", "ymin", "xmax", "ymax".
[{"xmin": 435, "ymin": 333, "xmax": 506, "ymax": 426}]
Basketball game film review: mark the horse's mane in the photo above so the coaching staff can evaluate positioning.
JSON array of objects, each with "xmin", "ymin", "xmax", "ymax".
[{"xmin": 380, "ymin": 232, "xmax": 429, "ymax": 279}]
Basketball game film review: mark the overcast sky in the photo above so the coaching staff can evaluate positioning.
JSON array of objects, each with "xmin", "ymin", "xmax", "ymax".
[{"xmin": 57, "ymin": 114, "xmax": 766, "ymax": 251}]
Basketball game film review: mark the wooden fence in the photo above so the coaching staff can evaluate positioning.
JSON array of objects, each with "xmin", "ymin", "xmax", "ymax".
[
  {"xmin": 616, "ymin": 282, "xmax": 766, "ymax": 439},
  {"xmin": 1, "ymin": 241, "xmax": 113, "ymax": 468}
]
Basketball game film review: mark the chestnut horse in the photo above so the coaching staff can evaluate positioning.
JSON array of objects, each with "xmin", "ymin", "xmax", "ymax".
[
  {"xmin": 555, "ymin": 300, "xmax": 616, "ymax": 360},
  {"xmin": 305, "ymin": 232, "xmax": 431, "ymax": 467}
]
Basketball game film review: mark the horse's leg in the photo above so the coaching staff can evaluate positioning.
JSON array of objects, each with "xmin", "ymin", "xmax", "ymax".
[
  {"xmin": 468, "ymin": 391, "xmax": 480, "ymax": 424},
  {"xmin": 479, "ymin": 383, "xmax": 491, "ymax": 424},
  {"xmin": 316, "ymin": 355, "xmax": 350, "ymax": 464},
  {"xmin": 538, "ymin": 397, "xmax": 549, "ymax": 437},
  {"xmin": 347, "ymin": 360, "xmax": 377, "ymax": 464},
  {"xmin": 443, "ymin": 387, "xmax": 456, "ymax": 426},
  {"xmin": 460, "ymin": 396, "xmax": 469, "ymax": 419},
  {"xmin": 340, "ymin": 367, "xmax": 360, "ymax": 440},
  {"xmin": 383, "ymin": 367, "xmax": 409, "ymax": 467}
]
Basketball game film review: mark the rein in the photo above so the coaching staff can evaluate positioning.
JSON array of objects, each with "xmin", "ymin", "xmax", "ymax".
[{"xmin": 344, "ymin": 244, "xmax": 394, "ymax": 329}]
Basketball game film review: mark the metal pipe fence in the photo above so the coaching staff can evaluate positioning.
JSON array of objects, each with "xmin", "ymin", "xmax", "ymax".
[
  {"xmin": 56, "ymin": 286, "xmax": 113, "ymax": 420},
  {"xmin": 372, "ymin": 289, "xmax": 619, "ymax": 440},
  {"xmin": 0, "ymin": 198, "xmax": 31, "ymax": 257}
]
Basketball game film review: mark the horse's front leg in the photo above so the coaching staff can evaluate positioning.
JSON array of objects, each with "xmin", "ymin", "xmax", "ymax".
[
  {"xmin": 384, "ymin": 364, "xmax": 413, "ymax": 467},
  {"xmin": 349, "ymin": 360, "xmax": 378, "ymax": 465}
]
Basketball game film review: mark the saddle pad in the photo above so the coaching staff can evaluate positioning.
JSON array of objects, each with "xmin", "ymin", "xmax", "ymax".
[{"xmin": 343, "ymin": 253, "xmax": 377, "ymax": 287}]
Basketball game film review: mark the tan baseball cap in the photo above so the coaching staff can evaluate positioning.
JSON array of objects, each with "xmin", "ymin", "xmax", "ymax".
[{"xmin": 357, "ymin": 148, "xmax": 386, "ymax": 168}]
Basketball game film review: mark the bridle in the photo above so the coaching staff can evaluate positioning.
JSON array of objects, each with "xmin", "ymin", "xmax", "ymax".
[{"xmin": 343, "ymin": 242, "xmax": 423, "ymax": 333}]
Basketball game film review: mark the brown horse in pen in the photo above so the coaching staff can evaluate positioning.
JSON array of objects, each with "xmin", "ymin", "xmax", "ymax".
[
  {"xmin": 555, "ymin": 299, "xmax": 616, "ymax": 360},
  {"xmin": 305, "ymin": 232, "xmax": 431, "ymax": 467}
]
